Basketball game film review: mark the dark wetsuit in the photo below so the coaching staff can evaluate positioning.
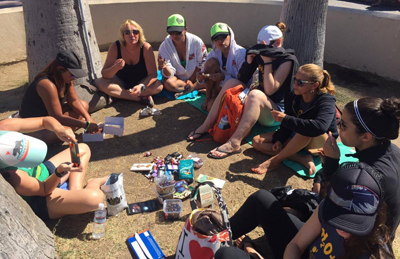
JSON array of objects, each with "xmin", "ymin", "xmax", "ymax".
[
  {"xmin": 19, "ymin": 76, "xmax": 67, "ymax": 118},
  {"xmin": 115, "ymin": 40, "xmax": 148, "ymax": 89}
]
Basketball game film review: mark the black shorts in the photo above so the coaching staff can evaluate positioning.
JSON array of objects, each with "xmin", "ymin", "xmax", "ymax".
[{"xmin": 27, "ymin": 160, "xmax": 56, "ymax": 221}]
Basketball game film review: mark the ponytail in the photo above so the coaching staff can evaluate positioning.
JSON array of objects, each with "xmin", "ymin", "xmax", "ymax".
[{"xmin": 298, "ymin": 64, "xmax": 335, "ymax": 96}]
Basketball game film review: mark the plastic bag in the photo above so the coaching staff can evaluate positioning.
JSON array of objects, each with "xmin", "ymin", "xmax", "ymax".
[{"xmin": 100, "ymin": 173, "xmax": 128, "ymax": 216}]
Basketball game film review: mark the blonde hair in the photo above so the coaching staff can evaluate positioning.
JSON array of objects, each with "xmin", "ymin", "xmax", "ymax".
[
  {"xmin": 118, "ymin": 20, "xmax": 146, "ymax": 47},
  {"xmin": 299, "ymin": 64, "xmax": 335, "ymax": 95}
]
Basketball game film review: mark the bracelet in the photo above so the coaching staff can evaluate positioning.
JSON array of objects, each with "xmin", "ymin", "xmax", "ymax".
[
  {"xmin": 85, "ymin": 121, "xmax": 91, "ymax": 131},
  {"xmin": 264, "ymin": 62, "xmax": 273, "ymax": 66},
  {"xmin": 140, "ymin": 83, "xmax": 146, "ymax": 93},
  {"xmin": 55, "ymin": 168, "xmax": 67, "ymax": 178}
]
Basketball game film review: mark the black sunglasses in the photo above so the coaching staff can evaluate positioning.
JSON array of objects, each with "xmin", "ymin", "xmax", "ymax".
[
  {"xmin": 293, "ymin": 77, "xmax": 316, "ymax": 87},
  {"xmin": 212, "ymin": 35, "xmax": 228, "ymax": 42},
  {"xmin": 124, "ymin": 29, "xmax": 139, "ymax": 35},
  {"xmin": 169, "ymin": 31, "xmax": 182, "ymax": 36}
]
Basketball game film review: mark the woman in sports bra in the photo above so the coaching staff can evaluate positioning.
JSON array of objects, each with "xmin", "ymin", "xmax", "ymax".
[{"xmin": 95, "ymin": 20, "xmax": 162, "ymax": 107}]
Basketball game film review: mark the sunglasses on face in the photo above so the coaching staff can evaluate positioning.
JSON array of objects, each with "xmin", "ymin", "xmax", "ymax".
[
  {"xmin": 293, "ymin": 77, "xmax": 316, "ymax": 87},
  {"xmin": 169, "ymin": 31, "xmax": 182, "ymax": 36},
  {"xmin": 124, "ymin": 29, "xmax": 139, "ymax": 36},
  {"xmin": 213, "ymin": 35, "xmax": 228, "ymax": 42}
]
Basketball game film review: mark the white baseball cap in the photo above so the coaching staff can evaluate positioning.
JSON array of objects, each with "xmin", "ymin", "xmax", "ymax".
[
  {"xmin": 0, "ymin": 131, "xmax": 47, "ymax": 168},
  {"xmin": 257, "ymin": 25, "xmax": 282, "ymax": 45}
]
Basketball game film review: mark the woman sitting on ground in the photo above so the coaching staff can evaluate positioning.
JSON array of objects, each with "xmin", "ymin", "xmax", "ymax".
[
  {"xmin": 158, "ymin": 14, "xmax": 208, "ymax": 98},
  {"xmin": 215, "ymin": 162, "xmax": 392, "ymax": 259},
  {"xmin": 187, "ymin": 22, "xmax": 298, "ymax": 160},
  {"xmin": 314, "ymin": 97, "xmax": 400, "ymax": 240},
  {"xmin": 252, "ymin": 64, "xmax": 338, "ymax": 175},
  {"xmin": 196, "ymin": 22, "xmax": 245, "ymax": 111},
  {"xmin": 95, "ymin": 19, "xmax": 162, "ymax": 107},
  {"xmin": 18, "ymin": 50, "xmax": 99, "ymax": 144},
  {"xmin": 0, "ymin": 117, "xmax": 107, "ymax": 221}
]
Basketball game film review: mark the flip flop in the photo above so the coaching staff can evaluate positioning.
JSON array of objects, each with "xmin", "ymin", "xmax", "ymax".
[
  {"xmin": 207, "ymin": 147, "xmax": 242, "ymax": 159},
  {"xmin": 186, "ymin": 130, "xmax": 212, "ymax": 142}
]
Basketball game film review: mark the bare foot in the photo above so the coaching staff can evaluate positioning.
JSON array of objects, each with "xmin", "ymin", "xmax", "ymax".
[
  {"xmin": 208, "ymin": 141, "xmax": 241, "ymax": 159},
  {"xmin": 251, "ymin": 158, "xmax": 280, "ymax": 175},
  {"xmin": 244, "ymin": 242, "xmax": 264, "ymax": 259},
  {"xmin": 289, "ymin": 153, "xmax": 317, "ymax": 176}
]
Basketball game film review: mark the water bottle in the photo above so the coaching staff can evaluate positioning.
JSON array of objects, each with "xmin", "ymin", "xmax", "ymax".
[
  {"xmin": 92, "ymin": 203, "xmax": 106, "ymax": 239},
  {"xmin": 218, "ymin": 115, "xmax": 230, "ymax": 130}
]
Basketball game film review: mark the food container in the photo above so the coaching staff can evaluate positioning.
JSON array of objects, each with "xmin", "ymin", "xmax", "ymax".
[
  {"xmin": 155, "ymin": 186, "xmax": 175, "ymax": 204},
  {"xmin": 163, "ymin": 199, "xmax": 182, "ymax": 220},
  {"xmin": 155, "ymin": 176, "xmax": 175, "ymax": 195}
]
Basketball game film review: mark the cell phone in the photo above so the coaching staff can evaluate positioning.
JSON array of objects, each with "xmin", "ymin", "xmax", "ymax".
[
  {"xmin": 69, "ymin": 142, "xmax": 80, "ymax": 167},
  {"xmin": 126, "ymin": 200, "xmax": 160, "ymax": 215}
]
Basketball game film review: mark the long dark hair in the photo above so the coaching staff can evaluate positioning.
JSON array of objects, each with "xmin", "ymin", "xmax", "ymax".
[
  {"xmin": 34, "ymin": 60, "xmax": 66, "ymax": 98},
  {"xmin": 344, "ymin": 97, "xmax": 400, "ymax": 142},
  {"xmin": 339, "ymin": 202, "xmax": 390, "ymax": 259}
]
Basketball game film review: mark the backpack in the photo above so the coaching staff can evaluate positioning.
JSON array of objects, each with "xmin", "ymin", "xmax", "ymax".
[{"xmin": 209, "ymin": 85, "xmax": 245, "ymax": 144}]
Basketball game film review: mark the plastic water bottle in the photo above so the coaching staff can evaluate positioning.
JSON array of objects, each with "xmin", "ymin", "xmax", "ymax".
[
  {"xmin": 218, "ymin": 115, "xmax": 230, "ymax": 130},
  {"xmin": 92, "ymin": 203, "xmax": 106, "ymax": 239}
]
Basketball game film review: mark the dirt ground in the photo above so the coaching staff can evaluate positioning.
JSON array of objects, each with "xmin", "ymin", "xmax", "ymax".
[{"xmin": 0, "ymin": 51, "xmax": 399, "ymax": 258}]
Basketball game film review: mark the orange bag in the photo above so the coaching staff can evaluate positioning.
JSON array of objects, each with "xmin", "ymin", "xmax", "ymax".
[{"xmin": 209, "ymin": 85, "xmax": 245, "ymax": 144}]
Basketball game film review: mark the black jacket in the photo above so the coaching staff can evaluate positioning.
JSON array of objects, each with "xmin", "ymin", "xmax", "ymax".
[
  {"xmin": 319, "ymin": 142, "xmax": 400, "ymax": 239},
  {"xmin": 238, "ymin": 46, "xmax": 298, "ymax": 107},
  {"xmin": 272, "ymin": 91, "xmax": 338, "ymax": 144}
]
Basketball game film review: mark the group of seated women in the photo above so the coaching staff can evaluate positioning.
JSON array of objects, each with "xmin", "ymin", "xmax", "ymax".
[{"xmin": 2, "ymin": 13, "xmax": 400, "ymax": 259}]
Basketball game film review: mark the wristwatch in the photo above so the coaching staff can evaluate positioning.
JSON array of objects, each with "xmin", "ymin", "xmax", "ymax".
[
  {"xmin": 55, "ymin": 168, "xmax": 68, "ymax": 178},
  {"xmin": 140, "ymin": 83, "xmax": 146, "ymax": 93}
]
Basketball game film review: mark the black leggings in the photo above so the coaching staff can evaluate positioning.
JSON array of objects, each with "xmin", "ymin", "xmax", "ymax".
[{"xmin": 217, "ymin": 189, "xmax": 305, "ymax": 259}]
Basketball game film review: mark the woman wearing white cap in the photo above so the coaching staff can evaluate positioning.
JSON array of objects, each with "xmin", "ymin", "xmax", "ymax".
[
  {"xmin": 188, "ymin": 22, "xmax": 299, "ymax": 160},
  {"xmin": 0, "ymin": 117, "xmax": 108, "ymax": 221},
  {"xmin": 158, "ymin": 14, "xmax": 208, "ymax": 98},
  {"xmin": 196, "ymin": 22, "xmax": 245, "ymax": 111},
  {"xmin": 18, "ymin": 50, "xmax": 100, "ymax": 144}
]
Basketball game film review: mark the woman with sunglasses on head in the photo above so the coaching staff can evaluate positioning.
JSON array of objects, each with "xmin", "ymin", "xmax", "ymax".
[
  {"xmin": 95, "ymin": 20, "xmax": 162, "ymax": 107},
  {"xmin": 188, "ymin": 23, "xmax": 298, "ymax": 159},
  {"xmin": 251, "ymin": 64, "xmax": 337, "ymax": 175},
  {"xmin": 158, "ymin": 14, "xmax": 208, "ymax": 98},
  {"xmin": 216, "ymin": 163, "xmax": 392, "ymax": 259},
  {"xmin": 196, "ymin": 22, "xmax": 245, "ymax": 111},
  {"xmin": 314, "ymin": 97, "xmax": 400, "ymax": 240},
  {"xmin": 18, "ymin": 50, "xmax": 99, "ymax": 144}
]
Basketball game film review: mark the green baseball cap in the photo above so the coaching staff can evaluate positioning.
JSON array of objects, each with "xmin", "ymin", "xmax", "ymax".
[
  {"xmin": 167, "ymin": 14, "xmax": 186, "ymax": 33},
  {"xmin": 210, "ymin": 22, "xmax": 230, "ymax": 40}
]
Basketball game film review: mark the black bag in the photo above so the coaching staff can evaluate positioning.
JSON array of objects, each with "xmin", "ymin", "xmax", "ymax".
[
  {"xmin": 270, "ymin": 185, "xmax": 319, "ymax": 220},
  {"xmin": 74, "ymin": 82, "xmax": 110, "ymax": 113}
]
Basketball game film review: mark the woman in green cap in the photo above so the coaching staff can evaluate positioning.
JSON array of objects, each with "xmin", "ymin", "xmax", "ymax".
[
  {"xmin": 197, "ymin": 22, "xmax": 246, "ymax": 111},
  {"xmin": 158, "ymin": 14, "xmax": 208, "ymax": 98}
]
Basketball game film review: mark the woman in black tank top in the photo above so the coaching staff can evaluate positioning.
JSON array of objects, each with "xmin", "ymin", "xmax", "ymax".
[
  {"xmin": 19, "ymin": 50, "xmax": 99, "ymax": 144},
  {"xmin": 95, "ymin": 20, "xmax": 162, "ymax": 107}
]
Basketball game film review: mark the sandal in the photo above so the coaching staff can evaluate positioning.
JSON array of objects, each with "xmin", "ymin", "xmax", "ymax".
[{"xmin": 186, "ymin": 130, "xmax": 212, "ymax": 142}]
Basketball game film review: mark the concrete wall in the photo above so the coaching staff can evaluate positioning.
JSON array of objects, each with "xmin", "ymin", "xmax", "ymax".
[
  {"xmin": 1, "ymin": 0, "xmax": 399, "ymax": 82},
  {"xmin": 0, "ymin": 7, "xmax": 25, "ymax": 64}
]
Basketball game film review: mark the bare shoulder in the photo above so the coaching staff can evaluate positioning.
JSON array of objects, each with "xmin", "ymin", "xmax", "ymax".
[
  {"xmin": 107, "ymin": 42, "xmax": 118, "ymax": 57},
  {"xmin": 143, "ymin": 42, "xmax": 153, "ymax": 52},
  {"xmin": 36, "ymin": 78, "xmax": 57, "ymax": 92}
]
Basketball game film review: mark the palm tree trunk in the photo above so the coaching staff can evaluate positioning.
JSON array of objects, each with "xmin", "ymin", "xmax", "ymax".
[{"xmin": 280, "ymin": 0, "xmax": 329, "ymax": 68}]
